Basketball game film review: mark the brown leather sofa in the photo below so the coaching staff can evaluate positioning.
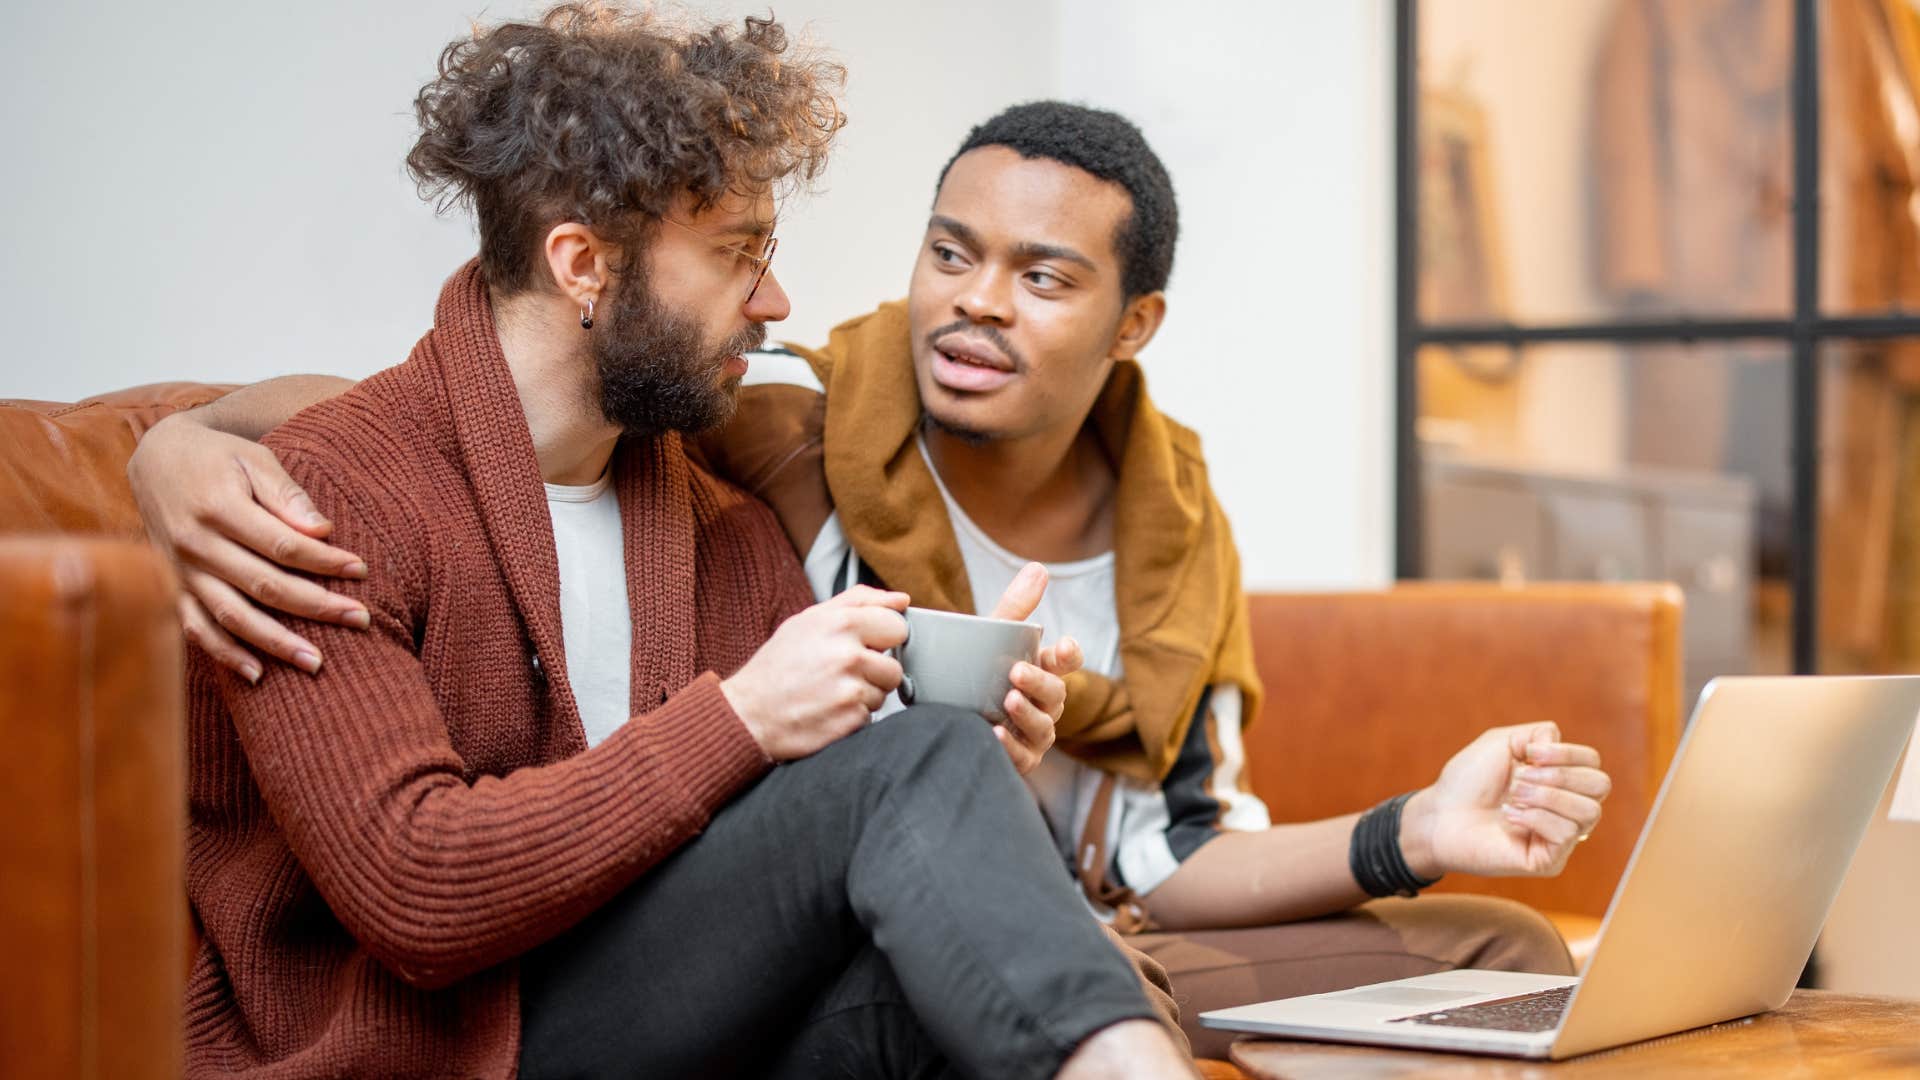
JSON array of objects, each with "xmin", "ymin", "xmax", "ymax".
[{"xmin": 0, "ymin": 383, "xmax": 1682, "ymax": 1079}]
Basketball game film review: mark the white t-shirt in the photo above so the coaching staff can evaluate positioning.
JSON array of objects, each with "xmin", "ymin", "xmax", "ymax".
[
  {"xmin": 545, "ymin": 469, "xmax": 632, "ymax": 748},
  {"xmin": 913, "ymin": 436, "xmax": 1268, "ymax": 904}
]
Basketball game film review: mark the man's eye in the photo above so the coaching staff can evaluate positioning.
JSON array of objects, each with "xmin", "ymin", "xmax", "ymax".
[
  {"xmin": 933, "ymin": 245, "xmax": 963, "ymax": 265},
  {"xmin": 1026, "ymin": 269, "xmax": 1063, "ymax": 289}
]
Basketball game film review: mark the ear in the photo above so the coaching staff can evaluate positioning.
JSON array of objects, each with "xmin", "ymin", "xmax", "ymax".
[
  {"xmin": 1109, "ymin": 291, "xmax": 1167, "ymax": 361},
  {"xmin": 541, "ymin": 222, "xmax": 613, "ymax": 310}
]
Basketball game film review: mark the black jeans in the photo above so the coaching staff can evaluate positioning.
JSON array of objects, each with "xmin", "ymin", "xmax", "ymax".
[{"xmin": 518, "ymin": 706, "xmax": 1153, "ymax": 1079}]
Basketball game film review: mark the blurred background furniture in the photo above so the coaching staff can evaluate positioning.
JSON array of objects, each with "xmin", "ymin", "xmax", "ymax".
[
  {"xmin": 1424, "ymin": 452, "xmax": 1739, "ymax": 707},
  {"xmin": 0, "ymin": 384, "xmax": 1685, "ymax": 1080}
]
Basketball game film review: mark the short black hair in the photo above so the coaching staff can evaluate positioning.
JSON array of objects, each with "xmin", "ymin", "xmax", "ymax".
[{"xmin": 936, "ymin": 101, "xmax": 1177, "ymax": 298}]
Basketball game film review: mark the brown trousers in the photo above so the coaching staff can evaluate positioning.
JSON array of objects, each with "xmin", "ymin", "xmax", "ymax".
[{"xmin": 1129, "ymin": 895, "xmax": 1576, "ymax": 1060}]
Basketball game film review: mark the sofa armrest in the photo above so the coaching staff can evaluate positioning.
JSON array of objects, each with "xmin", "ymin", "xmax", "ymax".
[
  {"xmin": 0, "ymin": 538, "xmax": 185, "ymax": 1079},
  {"xmin": 1242, "ymin": 582, "xmax": 1684, "ymax": 920}
]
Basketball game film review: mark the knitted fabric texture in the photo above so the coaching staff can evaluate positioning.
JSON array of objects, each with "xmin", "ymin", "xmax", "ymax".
[{"xmin": 183, "ymin": 261, "xmax": 812, "ymax": 1078}]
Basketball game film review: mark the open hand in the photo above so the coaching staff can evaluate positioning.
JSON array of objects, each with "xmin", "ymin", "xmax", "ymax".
[{"xmin": 129, "ymin": 414, "xmax": 367, "ymax": 681}]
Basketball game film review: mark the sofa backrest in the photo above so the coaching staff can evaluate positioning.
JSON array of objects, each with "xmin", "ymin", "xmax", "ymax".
[
  {"xmin": 0, "ymin": 384, "xmax": 237, "ymax": 536},
  {"xmin": 1242, "ymin": 583, "xmax": 1685, "ymax": 920}
]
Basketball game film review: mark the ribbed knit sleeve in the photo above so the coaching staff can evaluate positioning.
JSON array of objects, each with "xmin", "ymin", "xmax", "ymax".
[{"xmin": 222, "ymin": 456, "xmax": 771, "ymax": 991}]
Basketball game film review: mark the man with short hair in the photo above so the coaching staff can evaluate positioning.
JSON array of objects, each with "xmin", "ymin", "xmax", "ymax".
[
  {"xmin": 162, "ymin": 9, "xmax": 1190, "ymax": 1078},
  {"xmin": 136, "ymin": 99, "xmax": 1608, "ymax": 1061}
]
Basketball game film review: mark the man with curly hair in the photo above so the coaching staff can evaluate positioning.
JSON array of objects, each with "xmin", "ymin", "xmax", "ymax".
[{"xmin": 147, "ymin": 7, "xmax": 1193, "ymax": 1078}]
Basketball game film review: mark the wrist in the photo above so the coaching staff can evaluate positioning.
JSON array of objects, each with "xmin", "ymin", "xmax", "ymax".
[
  {"xmin": 1398, "ymin": 787, "xmax": 1444, "ymax": 881},
  {"xmin": 719, "ymin": 675, "xmax": 768, "ymax": 753},
  {"xmin": 162, "ymin": 402, "xmax": 217, "ymax": 433},
  {"xmin": 1348, "ymin": 791, "xmax": 1442, "ymax": 899}
]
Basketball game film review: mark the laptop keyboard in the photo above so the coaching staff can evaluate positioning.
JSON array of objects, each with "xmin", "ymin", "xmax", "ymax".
[{"xmin": 1387, "ymin": 984, "xmax": 1575, "ymax": 1033}]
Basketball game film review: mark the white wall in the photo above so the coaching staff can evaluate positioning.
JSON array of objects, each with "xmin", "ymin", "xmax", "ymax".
[
  {"xmin": 0, "ymin": 0, "xmax": 1059, "ymax": 395},
  {"xmin": 1055, "ymin": 0, "xmax": 1396, "ymax": 589},
  {"xmin": 1, "ymin": 0, "xmax": 1395, "ymax": 590},
  {"xmin": 3, "ymin": 3, "xmax": 494, "ymax": 394}
]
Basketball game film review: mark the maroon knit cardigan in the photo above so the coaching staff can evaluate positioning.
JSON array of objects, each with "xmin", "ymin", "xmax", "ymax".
[{"xmin": 183, "ymin": 262, "xmax": 813, "ymax": 1077}]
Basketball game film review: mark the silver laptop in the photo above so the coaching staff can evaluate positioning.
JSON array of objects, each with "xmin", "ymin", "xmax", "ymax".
[{"xmin": 1200, "ymin": 675, "xmax": 1920, "ymax": 1060}]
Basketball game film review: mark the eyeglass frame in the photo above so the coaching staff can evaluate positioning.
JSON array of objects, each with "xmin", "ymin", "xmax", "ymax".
[{"xmin": 658, "ymin": 215, "xmax": 779, "ymax": 304}]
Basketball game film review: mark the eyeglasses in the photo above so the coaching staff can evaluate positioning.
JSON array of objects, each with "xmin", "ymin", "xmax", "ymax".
[{"xmin": 660, "ymin": 216, "xmax": 779, "ymax": 304}]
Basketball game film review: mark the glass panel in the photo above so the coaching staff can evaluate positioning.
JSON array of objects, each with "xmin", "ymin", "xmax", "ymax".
[
  {"xmin": 1417, "ymin": 343, "xmax": 1793, "ymax": 708},
  {"xmin": 1820, "ymin": 0, "xmax": 1920, "ymax": 318},
  {"xmin": 1818, "ymin": 339, "xmax": 1920, "ymax": 671},
  {"xmin": 1418, "ymin": 0, "xmax": 1794, "ymax": 325}
]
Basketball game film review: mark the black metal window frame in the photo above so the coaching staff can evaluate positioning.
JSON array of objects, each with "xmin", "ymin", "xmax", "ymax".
[{"xmin": 1394, "ymin": 0, "xmax": 1920, "ymax": 674}]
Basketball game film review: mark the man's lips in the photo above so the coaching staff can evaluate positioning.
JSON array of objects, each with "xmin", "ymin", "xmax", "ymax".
[
  {"xmin": 930, "ymin": 335, "xmax": 1016, "ymax": 393},
  {"xmin": 723, "ymin": 354, "xmax": 749, "ymax": 378}
]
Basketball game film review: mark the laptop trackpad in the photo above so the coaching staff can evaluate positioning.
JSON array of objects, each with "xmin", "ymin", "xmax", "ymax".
[{"xmin": 1332, "ymin": 987, "xmax": 1485, "ymax": 1008}]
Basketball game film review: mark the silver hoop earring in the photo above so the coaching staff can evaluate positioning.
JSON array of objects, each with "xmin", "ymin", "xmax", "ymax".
[{"xmin": 580, "ymin": 297, "xmax": 595, "ymax": 330}]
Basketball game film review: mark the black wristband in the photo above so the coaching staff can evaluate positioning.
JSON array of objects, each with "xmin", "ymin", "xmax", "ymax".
[{"xmin": 1348, "ymin": 792, "xmax": 1442, "ymax": 899}]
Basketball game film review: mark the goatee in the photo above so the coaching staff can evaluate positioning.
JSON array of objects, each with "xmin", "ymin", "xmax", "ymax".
[{"xmin": 592, "ymin": 268, "xmax": 766, "ymax": 438}]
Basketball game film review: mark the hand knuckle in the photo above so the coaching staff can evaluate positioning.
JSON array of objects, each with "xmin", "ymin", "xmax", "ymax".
[
  {"xmin": 170, "ymin": 528, "xmax": 203, "ymax": 560},
  {"xmin": 270, "ymin": 534, "xmax": 302, "ymax": 563},
  {"xmin": 189, "ymin": 491, "xmax": 226, "ymax": 522},
  {"xmin": 251, "ymin": 577, "xmax": 279, "ymax": 604}
]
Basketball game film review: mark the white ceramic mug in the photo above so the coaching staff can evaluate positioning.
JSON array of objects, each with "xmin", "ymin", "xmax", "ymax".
[{"xmin": 893, "ymin": 606, "xmax": 1043, "ymax": 723}]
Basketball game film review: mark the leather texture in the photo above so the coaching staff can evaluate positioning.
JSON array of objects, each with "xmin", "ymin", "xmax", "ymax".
[
  {"xmin": 1244, "ymin": 583, "xmax": 1685, "ymax": 922},
  {"xmin": 0, "ymin": 538, "xmax": 185, "ymax": 1080},
  {"xmin": 0, "ymin": 383, "xmax": 236, "ymax": 536}
]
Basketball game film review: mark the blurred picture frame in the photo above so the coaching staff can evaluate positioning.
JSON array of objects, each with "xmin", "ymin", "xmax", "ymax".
[{"xmin": 1416, "ymin": 82, "xmax": 1522, "ymax": 454}]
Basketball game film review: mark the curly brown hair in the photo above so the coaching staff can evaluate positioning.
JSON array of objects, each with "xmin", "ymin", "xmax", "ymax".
[{"xmin": 406, "ymin": 3, "xmax": 844, "ymax": 294}]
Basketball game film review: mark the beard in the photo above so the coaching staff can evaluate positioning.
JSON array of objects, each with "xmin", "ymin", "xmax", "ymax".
[
  {"xmin": 592, "ymin": 266, "xmax": 766, "ymax": 438},
  {"xmin": 919, "ymin": 409, "xmax": 992, "ymax": 447}
]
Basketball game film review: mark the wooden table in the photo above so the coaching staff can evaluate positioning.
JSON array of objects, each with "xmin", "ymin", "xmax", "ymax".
[{"xmin": 1229, "ymin": 991, "xmax": 1920, "ymax": 1079}]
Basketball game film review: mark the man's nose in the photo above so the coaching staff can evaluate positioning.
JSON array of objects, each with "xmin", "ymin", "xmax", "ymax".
[
  {"xmin": 746, "ymin": 269, "xmax": 791, "ymax": 322},
  {"xmin": 954, "ymin": 266, "xmax": 1012, "ymax": 326}
]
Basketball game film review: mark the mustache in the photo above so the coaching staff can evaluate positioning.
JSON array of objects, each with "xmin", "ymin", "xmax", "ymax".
[
  {"xmin": 922, "ymin": 319, "xmax": 1024, "ymax": 372},
  {"xmin": 723, "ymin": 321, "xmax": 768, "ymax": 357}
]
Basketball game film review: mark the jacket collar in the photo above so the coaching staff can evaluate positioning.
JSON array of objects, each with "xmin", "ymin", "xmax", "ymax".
[{"xmin": 420, "ymin": 261, "xmax": 699, "ymax": 737}]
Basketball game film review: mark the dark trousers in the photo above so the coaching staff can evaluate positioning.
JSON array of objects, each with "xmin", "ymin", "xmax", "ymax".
[{"xmin": 518, "ymin": 706, "xmax": 1154, "ymax": 1079}]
